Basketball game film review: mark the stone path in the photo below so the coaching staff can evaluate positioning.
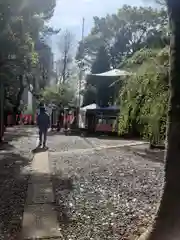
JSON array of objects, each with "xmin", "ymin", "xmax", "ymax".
[{"xmin": 21, "ymin": 151, "xmax": 62, "ymax": 239}]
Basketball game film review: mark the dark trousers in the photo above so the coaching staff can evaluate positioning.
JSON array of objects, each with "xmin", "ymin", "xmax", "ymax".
[{"xmin": 39, "ymin": 129, "xmax": 47, "ymax": 145}]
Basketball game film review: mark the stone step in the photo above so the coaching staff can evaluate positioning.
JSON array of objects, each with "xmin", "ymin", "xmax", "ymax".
[
  {"xmin": 21, "ymin": 151, "xmax": 62, "ymax": 239},
  {"xmin": 26, "ymin": 182, "xmax": 54, "ymax": 204},
  {"xmin": 21, "ymin": 204, "xmax": 63, "ymax": 239},
  {"xmin": 31, "ymin": 152, "xmax": 50, "ymax": 174},
  {"xmin": 28, "ymin": 174, "xmax": 52, "ymax": 184}
]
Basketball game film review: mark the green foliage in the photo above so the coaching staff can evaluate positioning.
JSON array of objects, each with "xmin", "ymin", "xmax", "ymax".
[
  {"xmin": 83, "ymin": 45, "xmax": 116, "ymax": 106},
  {"xmin": 118, "ymin": 47, "xmax": 169, "ymax": 144},
  {"xmin": 76, "ymin": 5, "xmax": 168, "ymax": 68},
  {"xmin": 75, "ymin": 4, "xmax": 169, "ymax": 144},
  {"xmin": 0, "ymin": 0, "xmax": 57, "ymax": 113},
  {"xmin": 40, "ymin": 83, "xmax": 75, "ymax": 107},
  {"xmin": 79, "ymin": 4, "xmax": 168, "ymax": 122},
  {"xmin": 82, "ymin": 84, "xmax": 97, "ymax": 106}
]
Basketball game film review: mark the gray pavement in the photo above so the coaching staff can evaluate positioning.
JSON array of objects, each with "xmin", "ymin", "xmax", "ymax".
[{"xmin": 22, "ymin": 151, "xmax": 63, "ymax": 239}]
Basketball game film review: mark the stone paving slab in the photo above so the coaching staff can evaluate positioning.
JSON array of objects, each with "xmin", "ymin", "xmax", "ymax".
[
  {"xmin": 26, "ymin": 183, "xmax": 54, "ymax": 204},
  {"xmin": 22, "ymin": 150, "xmax": 62, "ymax": 239},
  {"xmin": 28, "ymin": 174, "xmax": 52, "ymax": 184},
  {"xmin": 31, "ymin": 152, "xmax": 50, "ymax": 174},
  {"xmin": 22, "ymin": 204, "xmax": 63, "ymax": 239}
]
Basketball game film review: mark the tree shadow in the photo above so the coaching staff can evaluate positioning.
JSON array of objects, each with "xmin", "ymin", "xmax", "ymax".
[
  {"xmin": 0, "ymin": 150, "xmax": 74, "ymax": 239},
  {"xmin": 21, "ymin": 173, "xmax": 74, "ymax": 239},
  {"xmin": 126, "ymin": 145, "xmax": 165, "ymax": 163},
  {"xmin": 52, "ymin": 176, "xmax": 74, "ymax": 225},
  {"xmin": 82, "ymin": 132, "xmax": 141, "ymax": 141},
  {"xmin": 3, "ymin": 126, "xmax": 34, "ymax": 143},
  {"xmin": 67, "ymin": 129, "xmax": 143, "ymax": 142},
  {"xmin": 0, "ymin": 142, "xmax": 14, "ymax": 151},
  {"xmin": 0, "ymin": 126, "xmax": 35, "ymax": 152},
  {"xmin": 0, "ymin": 151, "xmax": 32, "ymax": 239}
]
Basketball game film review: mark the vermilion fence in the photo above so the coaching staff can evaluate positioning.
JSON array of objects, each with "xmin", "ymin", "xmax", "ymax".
[
  {"xmin": 6, "ymin": 114, "xmax": 75, "ymax": 126},
  {"xmin": 7, "ymin": 114, "xmax": 34, "ymax": 125}
]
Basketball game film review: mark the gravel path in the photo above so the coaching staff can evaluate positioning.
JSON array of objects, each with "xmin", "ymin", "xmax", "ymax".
[
  {"xmin": 47, "ymin": 133, "xmax": 91, "ymax": 152},
  {"xmin": 0, "ymin": 126, "xmax": 36, "ymax": 239},
  {"xmin": 50, "ymin": 147, "xmax": 164, "ymax": 240},
  {"xmin": 82, "ymin": 136, "xmax": 147, "ymax": 149}
]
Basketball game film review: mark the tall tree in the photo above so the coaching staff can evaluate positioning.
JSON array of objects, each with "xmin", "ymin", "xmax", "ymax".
[
  {"xmin": 138, "ymin": 1, "xmax": 180, "ymax": 239},
  {"xmin": 76, "ymin": 6, "xmax": 168, "ymax": 69},
  {"xmin": 56, "ymin": 30, "xmax": 74, "ymax": 83},
  {"xmin": 40, "ymin": 83, "xmax": 75, "ymax": 107},
  {"xmin": 35, "ymin": 40, "xmax": 54, "ymax": 89},
  {"xmin": 83, "ymin": 45, "xmax": 115, "ymax": 106},
  {"xmin": 118, "ymin": 47, "xmax": 169, "ymax": 144},
  {"xmin": 0, "ymin": 0, "xmax": 56, "ymax": 138}
]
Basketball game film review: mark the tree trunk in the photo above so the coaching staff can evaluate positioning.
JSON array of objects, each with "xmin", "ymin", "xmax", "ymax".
[
  {"xmin": 12, "ymin": 75, "xmax": 24, "ymax": 125},
  {"xmin": 62, "ymin": 53, "xmax": 67, "ymax": 83},
  {"xmin": 138, "ymin": 1, "xmax": 180, "ymax": 239},
  {"xmin": 0, "ymin": 79, "xmax": 4, "ymax": 142}
]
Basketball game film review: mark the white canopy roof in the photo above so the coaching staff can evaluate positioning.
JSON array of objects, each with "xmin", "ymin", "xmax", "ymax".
[
  {"xmin": 89, "ymin": 69, "xmax": 131, "ymax": 77},
  {"xmin": 80, "ymin": 103, "xmax": 99, "ymax": 111}
]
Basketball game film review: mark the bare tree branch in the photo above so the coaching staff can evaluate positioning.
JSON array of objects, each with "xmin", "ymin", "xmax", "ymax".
[{"xmin": 56, "ymin": 29, "xmax": 74, "ymax": 83}]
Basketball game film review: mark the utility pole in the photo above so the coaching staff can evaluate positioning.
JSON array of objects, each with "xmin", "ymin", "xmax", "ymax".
[
  {"xmin": 54, "ymin": 61, "xmax": 58, "ymax": 84},
  {"xmin": 78, "ymin": 17, "xmax": 85, "ymax": 108}
]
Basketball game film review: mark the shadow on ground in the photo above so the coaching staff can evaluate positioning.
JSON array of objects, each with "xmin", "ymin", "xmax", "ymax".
[
  {"xmin": 0, "ymin": 142, "xmax": 14, "ymax": 151},
  {"xmin": 0, "ymin": 150, "xmax": 73, "ymax": 239},
  {"xmin": 31, "ymin": 147, "xmax": 48, "ymax": 153},
  {"xmin": 2, "ymin": 126, "xmax": 34, "ymax": 144},
  {"xmin": 126, "ymin": 145, "xmax": 165, "ymax": 163},
  {"xmin": 0, "ymin": 126, "xmax": 74, "ymax": 239},
  {"xmin": 47, "ymin": 128, "xmax": 126, "ymax": 140},
  {"xmin": 21, "ymin": 173, "xmax": 73, "ymax": 239},
  {"xmin": 0, "ymin": 152, "xmax": 32, "ymax": 239},
  {"xmin": 52, "ymin": 176, "xmax": 74, "ymax": 225},
  {"xmin": 47, "ymin": 130, "xmax": 64, "ymax": 136}
]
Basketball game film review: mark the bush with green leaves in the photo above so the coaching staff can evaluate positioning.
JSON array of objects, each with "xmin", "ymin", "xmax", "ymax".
[
  {"xmin": 118, "ymin": 47, "xmax": 169, "ymax": 144},
  {"xmin": 40, "ymin": 83, "xmax": 76, "ymax": 107}
]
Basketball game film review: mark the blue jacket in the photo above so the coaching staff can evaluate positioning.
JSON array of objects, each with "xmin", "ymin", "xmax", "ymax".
[{"xmin": 37, "ymin": 112, "xmax": 50, "ymax": 130}]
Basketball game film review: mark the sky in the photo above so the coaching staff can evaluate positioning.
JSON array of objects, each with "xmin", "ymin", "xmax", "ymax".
[{"xmin": 49, "ymin": 0, "xmax": 154, "ymax": 59}]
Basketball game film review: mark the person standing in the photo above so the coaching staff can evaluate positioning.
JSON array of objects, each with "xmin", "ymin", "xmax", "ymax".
[
  {"xmin": 37, "ymin": 104, "xmax": 50, "ymax": 148},
  {"xmin": 57, "ymin": 104, "xmax": 64, "ymax": 132}
]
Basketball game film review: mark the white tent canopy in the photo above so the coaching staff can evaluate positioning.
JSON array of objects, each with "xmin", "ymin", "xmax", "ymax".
[
  {"xmin": 89, "ymin": 69, "xmax": 131, "ymax": 77},
  {"xmin": 79, "ymin": 103, "xmax": 99, "ymax": 129},
  {"xmin": 80, "ymin": 103, "xmax": 99, "ymax": 111}
]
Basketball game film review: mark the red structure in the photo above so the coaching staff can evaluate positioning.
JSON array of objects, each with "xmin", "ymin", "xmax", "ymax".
[{"xmin": 6, "ymin": 113, "xmax": 75, "ymax": 127}]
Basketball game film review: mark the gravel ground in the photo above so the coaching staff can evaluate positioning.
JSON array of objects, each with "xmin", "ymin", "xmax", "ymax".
[
  {"xmin": 82, "ymin": 136, "xmax": 146, "ymax": 149},
  {"xmin": 0, "ymin": 126, "xmax": 36, "ymax": 239},
  {"xmin": 0, "ymin": 127, "xmax": 165, "ymax": 239},
  {"xmin": 50, "ymin": 147, "xmax": 164, "ymax": 240},
  {"xmin": 47, "ymin": 132, "xmax": 147, "ymax": 153},
  {"xmin": 2, "ymin": 126, "xmax": 37, "ymax": 158},
  {"xmin": 47, "ymin": 133, "xmax": 91, "ymax": 152}
]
